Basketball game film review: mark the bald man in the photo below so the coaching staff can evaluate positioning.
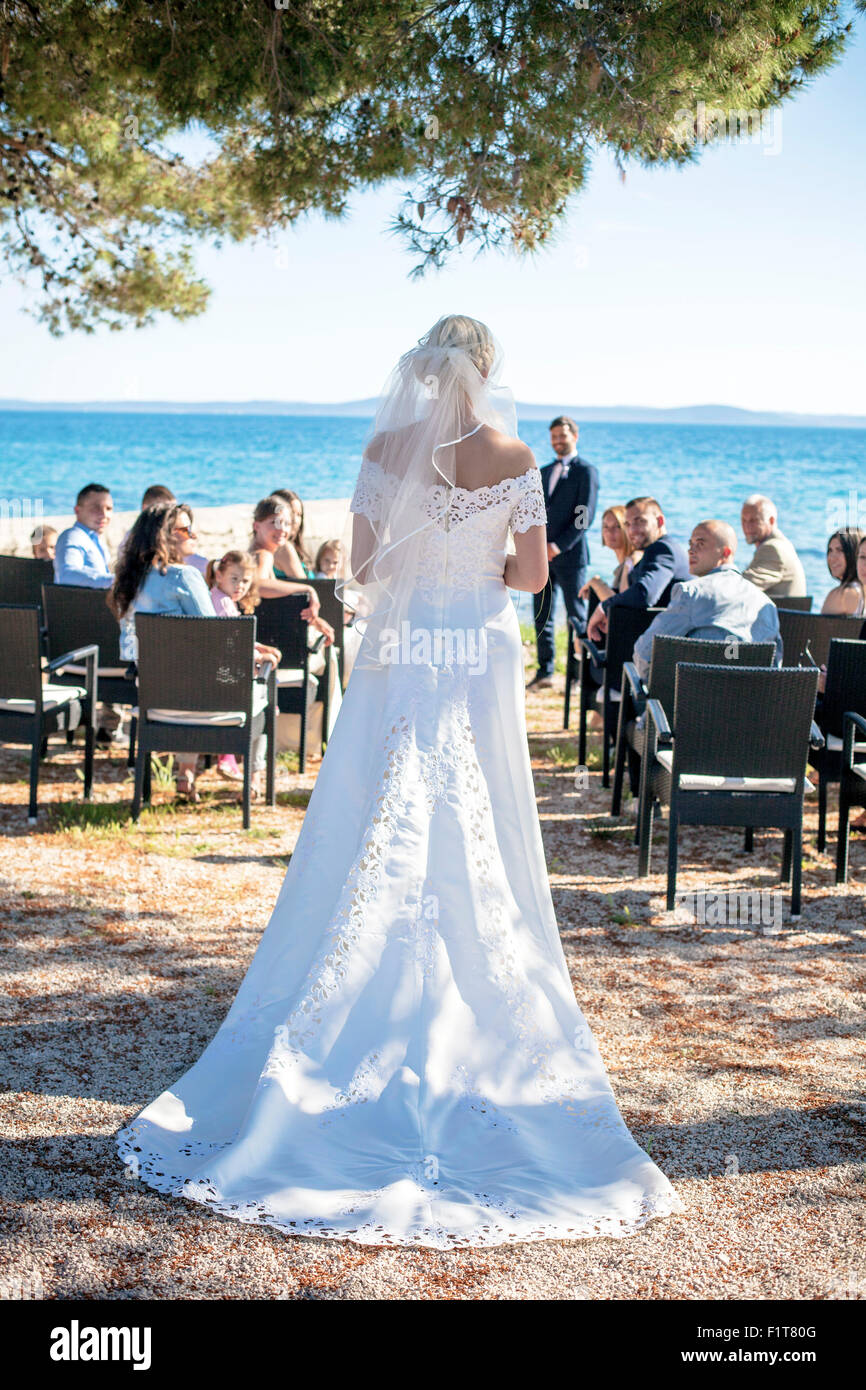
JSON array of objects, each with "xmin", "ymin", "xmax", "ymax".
[{"xmin": 631, "ymin": 519, "xmax": 782, "ymax": 678}]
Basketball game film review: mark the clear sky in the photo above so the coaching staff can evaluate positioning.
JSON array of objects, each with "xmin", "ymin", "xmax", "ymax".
[{"xmin": 1, "ymin": 26, "xmax": 864, "ymax": 414}]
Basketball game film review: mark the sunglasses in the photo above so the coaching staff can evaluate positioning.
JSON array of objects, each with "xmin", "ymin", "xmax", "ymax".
[{"xmin": 173, "ymin": 525, "xmax": 193, "ymax": 537}]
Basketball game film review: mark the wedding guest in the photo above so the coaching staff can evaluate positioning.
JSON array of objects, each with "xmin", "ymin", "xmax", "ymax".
[
  {"xmin": 118, "ymin": 485, "xmax": 177, "ymax": 563},
  {"xmin": 249, "ymin": 495, "xmax": 334, "ymax": 645},
  {"xmin": 205, "ymin": 550, "xmax": 281, "ymax": 784},
  {"xmin": 632, "ymin": 520, "xmax": 781, "ymax": 679},
  {"xmin": 112, "ymin": 506, "xmax": 277, "ymax": 801},
  {"xmin": 54, "ymin": 483, "xmax": 114, "ymax": 588},
  {"xmin": 271, "ymin": 488, "xmax": 316, "ymax": 579},
  {"xmin": 31, "ymin": 524, "xmax": 57, "ymax": 561},
  {"xmin": 740, "ymin": 494, "xmax": 807, "ymax": 597},
  {"xmin": 527, "ymin": 415, "xmax": 599, "ymax": 689},
  {"xmin": 171, "ymin": 500, "xmax": 209, "ymax": 576},
  {"xmin": 854, "ymin": 535, "xmax": 866, "ymax": 620},
  {"xmin": 315, "ymin": 539, "xmax": 344, "ymax": 579},
  {"xmin": 586, "ymin": 496, "xmax": 690, "ymax": 643},
  {"xmin": 578, "ymin": 505, "xmax": 642, "ymax": 604},
  {"xmin": 54, "ymin": 484, "xmax": 125, "ymax": 743},
  {"xmin": 821, "ymin": 528, "xmax": 864, "ymax": 615}
]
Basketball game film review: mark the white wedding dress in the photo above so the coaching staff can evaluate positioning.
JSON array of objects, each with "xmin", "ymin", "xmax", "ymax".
[{"xmin": 116, "ymin": 459, "xmax": 686, "ymax": 1248}]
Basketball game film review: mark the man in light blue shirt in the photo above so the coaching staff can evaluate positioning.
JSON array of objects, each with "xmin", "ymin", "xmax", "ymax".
[
  {"xmin": 53, "ymin": 482, "xmax": 124, "ymax": 744},
  {"xmin": 53, "ymin": 483, "xmax": 114, "ymax": 589},
  {"xmin": 632, "ymin": 519, "xmax": 782, "ymax": 679}
]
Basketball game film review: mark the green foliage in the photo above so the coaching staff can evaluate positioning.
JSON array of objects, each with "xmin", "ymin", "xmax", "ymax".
[{"xmin": 0, "ymin": 1, "xmax": 854, "ymax": 331}]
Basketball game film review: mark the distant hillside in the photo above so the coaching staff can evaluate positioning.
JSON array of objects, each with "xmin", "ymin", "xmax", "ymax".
[{"xmin": 0, "ymin": 398, "xmax": 864, "ymax": 428}]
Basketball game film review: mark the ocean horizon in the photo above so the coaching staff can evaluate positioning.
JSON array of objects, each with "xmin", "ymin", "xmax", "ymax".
[{"xmin": 1, "ymin": 409, "xmax": 863, "ymax": 605}]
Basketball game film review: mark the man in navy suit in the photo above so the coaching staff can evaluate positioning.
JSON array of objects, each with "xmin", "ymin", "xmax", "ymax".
[
  {"xmin": 586, "ymin": 496, "xmax": 690, "ymax": 643},
  {"xmin": 528, "ymin": 415, "xmax": 599, "ymax": 689}
]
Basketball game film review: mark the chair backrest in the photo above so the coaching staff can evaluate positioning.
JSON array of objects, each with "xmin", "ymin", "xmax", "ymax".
[
  {"xmin": 308, "ymin": 579, "xmax": 345, "ymax": 645},
  {"xmin": 770, "ymin": 594, "xmax": 812, "ymax": 612},
  {"xmin": 648, "ymin": 636, "xmax": 776, "ymax": 715},
  {"xmin": 42, "ymin": 583, "xmax": 122, "ymax": 665},
  {"xmin": 0, "ymin": 604, "xmax": 43, "ymax": 702},
  {"xmin": 135, "ymin": 613, "xmax": 255, "ymax": 715},
  {"xmin": 0, "ymin": 555, "xmax": 54, "ymax": 609},
  {"xmin": 254, "ymin": 595, "xmax": 311, "ymax": 669},
  {"xmin": 821, "ymin": 639, "xmax": 866, "ymax": 739},
  {"xmin": 672, "ymin": 664, "xmax": 819, "ymax": 779},
  {"xmin": 776, "ymin": 610, "xmax": 863, "ymax": 668},
  {"xmin": 604, "ymin": 606, "xmax": 663, "ymax": 690}
]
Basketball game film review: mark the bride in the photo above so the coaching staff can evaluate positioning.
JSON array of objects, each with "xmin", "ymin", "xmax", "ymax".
[{"xmin": 117, "ymin": 315, "xmax": 685, "ymax": 1248}]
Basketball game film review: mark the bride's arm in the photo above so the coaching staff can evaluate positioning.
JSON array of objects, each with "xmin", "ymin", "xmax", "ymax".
[{"xmin": 505, "ymin": 526, "xmax": 548, "ymax": 593}]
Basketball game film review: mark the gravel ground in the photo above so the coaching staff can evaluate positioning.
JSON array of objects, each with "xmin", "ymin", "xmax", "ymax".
[{"xmin": 0, "ymin": 663, "xmax": 864, "ymax": 1301}]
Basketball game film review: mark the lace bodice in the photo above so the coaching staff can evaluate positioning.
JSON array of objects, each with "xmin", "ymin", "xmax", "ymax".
[{"xmin": 350, "ymin": 458, "xmax": 547, "ymax": 599}]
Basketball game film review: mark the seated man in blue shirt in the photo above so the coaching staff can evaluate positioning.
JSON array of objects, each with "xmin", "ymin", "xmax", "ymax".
[
  {"xmin": 54, "ymin": 483, "xmax": 114, "ymax": 589},
  {"xmin": 586, "ymin": 495, "xmax": 690, "ymax": 643},
  {"xmin": 632, "ymin": 519, "xmax": 782, "ymax": 679},
  {"xmin": 54, "ymin": 481, "xmax": 123, "ymax": 744}
]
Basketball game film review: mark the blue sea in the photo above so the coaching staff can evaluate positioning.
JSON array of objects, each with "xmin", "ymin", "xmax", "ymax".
[{"xmin": 1, "ymin": 410, "xmax": 863, "ymax": 607}]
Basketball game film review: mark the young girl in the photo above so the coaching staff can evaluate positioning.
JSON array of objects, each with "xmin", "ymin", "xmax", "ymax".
[{"xmin": 205, "ymin": 550, "xmax": 281, "ymax": 791}]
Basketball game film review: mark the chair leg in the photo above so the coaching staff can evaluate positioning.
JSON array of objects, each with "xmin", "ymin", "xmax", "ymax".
[
  {"xmin": 127, "ymin": 714, "xmax": 137, "ymax": 769},
  {"xmin": 265, "ymin": 682, "xmax": 277, "ymax": 807},
  {"xmin": 143, "ymin": 753, "xmax": 152, "ymax": 805},
  {"xmin": 744, "ymin": 827, "xmax": 754, "ymax": 853},
  {"xmin": 563, "ymin": 641, "xmax": 573, "ymax": 731},
  {"xmin": 780, "ymin": 828, "xmax": 793, "ymax": 884},
  {"xmin": 666, "ymin": 809, "xmax": 679, "ymax": 911},
  {"xmin": 299, "ymin": 704, "xmax": 307, "ymax": 775},
  {"xmin": 83, "ymin": 715, "xmax": 94, "ymax": 801},
  {"xmin": 132, "ymin": 745, "xmax": 146, "ymax": 822},
  {"xmin": 610, "ymin": 701, "xmax": 628, "ymax": 817},
  {"xmin": 836, "ymin": 783, "xmax": 851, "ymax": 885},
  {"xmin": 601, "ymin": 700, "xmax": 611, "ymax": 789},
  {"xmin": 817, "ymin": 772, "xmax": 827, "ymax": 854},
  {"xmin": 321, "ymin": 671, "xmax": 330, "ymax": 756},
  {"xmin": 28, "ymin": 735, "xmax": 40, "ymax": 823},
  {"xmin": 242, "ymin": 755, "xmax": 251, "ymax": 830},
  {"xmin": 637, "ymin": 778, "xmax": 654, "ymax": 876},
  {"xmin": 791, "ymin": 821, "xmax": 803, "ymax": 917},
  {"xmin": 577, "ymin": 662, "xmax": 587, "ymax": 768}
]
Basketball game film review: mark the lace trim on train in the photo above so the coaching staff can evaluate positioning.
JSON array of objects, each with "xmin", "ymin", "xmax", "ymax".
[{"xmin": 115, "ymin": 1123, "xmax": 685, "ymax": 1249}]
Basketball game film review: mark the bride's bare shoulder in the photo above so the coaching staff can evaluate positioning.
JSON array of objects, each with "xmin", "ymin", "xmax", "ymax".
[{"xmin": 479, "ymin": 426, "xmax": 538, "ymax": 482}]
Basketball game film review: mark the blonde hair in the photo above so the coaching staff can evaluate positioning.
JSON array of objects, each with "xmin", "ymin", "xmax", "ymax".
[
  {"xmin": 414, "ymin": 314, "xmax": 496, "ymax": 379},
  {"xmin": 602, "ymin": 505, "xmax": 636, "ymax": 558}
]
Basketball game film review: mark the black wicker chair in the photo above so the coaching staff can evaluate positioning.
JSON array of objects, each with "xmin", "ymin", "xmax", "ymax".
[
  {"xmin": 131, "ymin": 613, "xmax": 276, "ymax": 829},
  {"xmin": 612, "ymin": 636, "xmax": 777, "ymax": 822},
  {"xmin": 770, "ymin": 594, "xmax": 812, "ymax": 612},
  {"xmin": 637, "ymin": 664, "xmax": 820, "ymax": 916},
  {"xmin": 776, "ymin": 610, "xmax": 862, "ymax": 668},
  {"xmin": 42, "ymin": 583, "xmax": 139, "ymax": 766},
  {"xmin": 835, "ymin": 712, "xmax": 866, "ymax": 885},
  {"xmin": 563, "ymin": 590, "xmax": 599, "ymax": 730},
  {"xmin": 0, "ymin": 604, "xmax": 96, "ymax": 821},
  {"xmin": 575, "ymin": 605, "xmax": 663, "ymax": 785},
  {"xmin": 309, "ymin": 578, "xmax": 347, "ymax": 692},
  {"xmin": 0, "ymin": 555, "xmax": 54, "ymax": 652},
  {"xmin": 808, "ymin": 639, "xmax": 866, "ymax": 853},
  {"xmin": 254, "ymin": 594, "xmax": 325, "ymax": 773}
]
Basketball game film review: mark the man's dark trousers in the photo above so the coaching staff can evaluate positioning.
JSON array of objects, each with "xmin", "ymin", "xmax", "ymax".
[{"xmin": 533, "ymin": 455, "xmax": 599, "ymax": 678}]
